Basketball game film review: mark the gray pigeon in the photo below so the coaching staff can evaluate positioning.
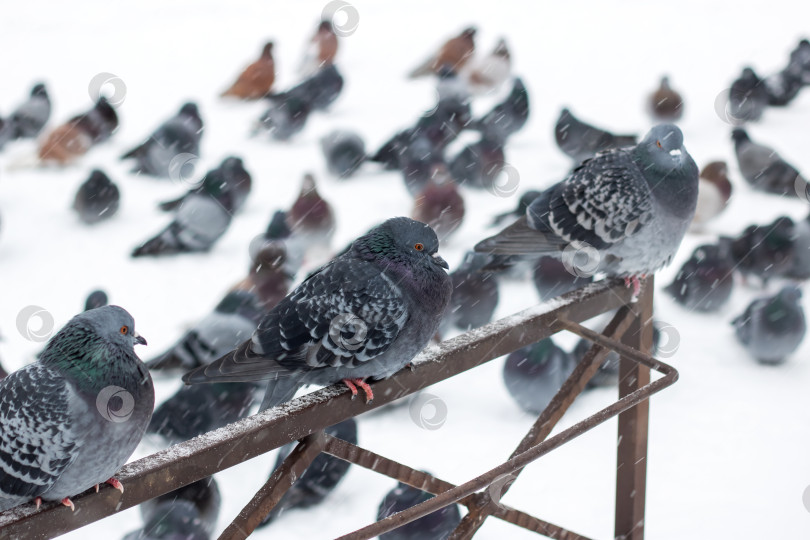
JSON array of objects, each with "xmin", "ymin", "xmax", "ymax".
[
  {"xmin": 147, "ymin": 290, "xmax": 263, "ymax": 373},
  {"xmin": 84, "ymin": 289, "xmax": 109, "ymax": 311},
  {"xmin": 731, "ymin": 128, "xmax": 809, "ymax": 197},
  {"xmin": 554, "ymin": 108, "xmax": 637, "ymax": 163},
  {"xmin": 440, "ymin": 251, "xmax": 499, "ymax": 336},
  {"xmin": 377, "ymin": 477, "xmax": 462, "ymax": 540},
  {"xmin": 0, "ymin": 306, "xmax": 152, "ymax": 512},
  {"xmin": 727, "ymin": 67, "xmax": 769, "ymax": 123},
  {"xmin": 121, "ymin": 102, "xmax": 203, "ymax": 178},
  {"xmin": 470, "ymin": 77, "xmax": 529, "ymax": 142},
  {"xmin": 132, "ymin": 193, "xmax": 233, "ymax": 257},
  {"xmin": 786, "ymin": 213, "xmax": 810, "ymax": 280},
  {"xmin": 158, "ymin": 156, "xmax": 252, "ymax": 214},
  {"xmin": 664, "ymin": 242, "xmax": 735, "ymax": 312},
  {"xmin": 72, "ymin": 169, "xmax": 120, "ymax": 224},
  {"xmin": 321, "ymin": 129, "xmax": 366, "ymax": 179},
  {"xmin": 502, "ymin": 337, "xmax": 574, "ymax": 414},
  {"xmin": 732, "ymin": 285, "xmax": 806, "ymax": 364},
  {"xmin": 7, "ymin": 83, "xmax": 51, "ymax": 140},
  {"xmin": 477, "ymin": 124, "xmax": 699, "ymax": 297},
  {"xmin": 183, "ymin": 217, "xmax": 452, "ymax": 408}
]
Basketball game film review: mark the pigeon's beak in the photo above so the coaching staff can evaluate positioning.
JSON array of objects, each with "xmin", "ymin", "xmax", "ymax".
[
  {"xmin": 133, "ymin": 331, "xmax": 147, "ymax": 346},
  {"xmin": 432, "ymin": 253, "xmax": 450, "ymax": 269},
  {"xmin": 669, "ymin": 148, "xmax": 682, "ymax": 157}
]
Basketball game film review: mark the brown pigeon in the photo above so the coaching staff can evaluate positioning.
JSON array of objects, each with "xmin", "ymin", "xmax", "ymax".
[
  {"xmin": 409, "ymin": 27, "xmax": 476, "ymax": 78},
  {"xmin": 647, "ymin": 76, "xmax": 684, "ymax": 121},
  {"xmin": 300, "ymin": 20, "xmax": 339, "ymax": 77},
  {"xmin": 221, "ymin": 42, "xmax": 276, "ymax": 100}
]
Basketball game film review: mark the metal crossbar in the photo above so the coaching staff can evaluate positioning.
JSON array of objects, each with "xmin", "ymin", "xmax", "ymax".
[{"xmin": 0, "ymin": 277, "xmax": 672, "ymax": 540}]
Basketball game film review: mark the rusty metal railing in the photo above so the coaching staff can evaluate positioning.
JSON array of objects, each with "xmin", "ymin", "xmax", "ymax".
[{"xmin": 0, "ymin": 277, "xmax": 672, "ymax": 540}]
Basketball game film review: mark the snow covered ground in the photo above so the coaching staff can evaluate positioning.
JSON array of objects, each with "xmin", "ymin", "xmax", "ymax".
[{"xmin": 1, "ymin": 0, "xmax": 809, "ymax": 538}]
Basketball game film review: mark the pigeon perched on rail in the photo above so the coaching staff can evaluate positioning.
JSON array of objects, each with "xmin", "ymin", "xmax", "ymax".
[
  {"xmin": 132, "ymin": 192, "xmax": 234, "ymax": 257},
  {"xmin": 221, "ymin": 42, "xmax": 275, "ymax": 100},
  {"xmin": 664, "ymin": 243, "xmax": 735, "ymax": 313},
  {"xmin": 554, "ymin": 108, "xmax": 637, "ymax": 163},
  {"xmin": 72, "ymin": 169, "xmax": 120, "ymax": 224},
  {"xmin": 84, "ymin": 289, "xmax": 109, "ymax": 311},
  {"xmin": 321, "ymin": 129, "xmax": 366, "ymax": 179},
  {"xmin": 299, "ymin": 20, "xmax": 339, "ymax": 78},
  {"xmin": 121, "ymin": 102, "xmax": 203, "ymax": 178},
  {"xmin": 258, "ymin": 418, "xmax": 357, "ymax": 527},
  {"xmin": 2, "ymin": 83, "xmax": 51, "ymax": 143},
  {"xmin": 38, "ymin": 97, "xmax": 118, "ymax": 165},
  {"xmin": 728, "ymin": 67, "xmax": 769, "ymax": 123},
  {"xmin": 647, "ymin": 76, "xmax": 684, "ymax": 121},
  {"xmin": 732, "ymin": 285, "xmax": 806, "ymax": 365},
  {"xmin": 0, "ymin": 306, "xmax": 152, "ymax": 512},
  {"xmin": 409, "ymin": 27, "xmax": 476, "ymax": 78},
  {"xmin": 731, "ymin": 128, "xmax": 808, "ymax": 197},
  {"xmin": 470, "ymin": 77, "xmax": 529, "ymax": 142},
  {"xmin": 377, "ymin": 478, "xmax": 462, "ymax": 540},
  {"xmin": 147, "ymin": 290, "xmax": 264, "ymax": 373},
  {"xmin": 503, "ymin": 337, "xmax": 574, "ymax": 414},
  {"xmin": 722, "ymin": 216, "xmax": 796, "ymax": 285},
  {"xmin": 124, "ymin": 477, "xmax": 220, "ymax": 540},
  {"xmin": 476, "ymin": 124, "xmax": 699, "ymax": 298},
  {"xmin": 159, "ymin": 156, "xmax": 252, "ymax": 214},
  {"xmin": 692, "ymin": 161, "xmax": 733, "ymax": 230},
  {"xmin": 183, "ymin": 217, "xmax": 452, "ymax": 408}
]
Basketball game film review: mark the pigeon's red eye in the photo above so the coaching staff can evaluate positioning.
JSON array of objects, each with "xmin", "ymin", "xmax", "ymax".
[
  {"xmin": 414, "ymin": 243, "xmax": 424, "ymax": 251},
  {"xmin": 120, "ymin": 326, "xmax": 129, "ymax": 335},
  {"xmin": 656, "ymin": 140, "xmax": 662, "ymax": 149}
]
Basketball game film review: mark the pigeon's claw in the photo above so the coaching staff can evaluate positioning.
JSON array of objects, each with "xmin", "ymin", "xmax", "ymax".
[
  {"xmin": 342, "ymin": 379, "xmax": 358, "ymax": 398},
  {"xmin": 342, "ymin": 378, "xmax": 373, "ymax": 403},
  {"xmin": 61, "ymin": 498, "xmax": 75, "ymax": 511},
  {"xmin": 624, "ymin": 276, "xmax": 642, "ymax": 302},
  {"xmin": 34, "ymin": 497, "xmax": 42, "ymax": 510},
  {"xmin": 106, "ymin": 477, "xmax": 124, "ymax": 493}
]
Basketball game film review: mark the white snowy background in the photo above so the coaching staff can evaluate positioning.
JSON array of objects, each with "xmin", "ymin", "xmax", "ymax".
[{"xmin": 1, "ymin": 0, "xmax": 809, "ymax": 538}]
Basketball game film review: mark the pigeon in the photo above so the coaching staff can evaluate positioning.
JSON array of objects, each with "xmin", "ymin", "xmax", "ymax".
[
  {"xmin": 440, "ymin": 251, "xmax": 499, "ymax": 336},
  {"xmin": 257, "ymin": 418, "xmax": 357, "ymax": 527},
  {"xmin": 532, "ymin": 256, "xmax": 594, "ymax": 302},
  {"xmin": 476, "ymin": 124, "xmax": 699, "ymax": 297},
  {"xmin": 788, "ymin": 38, "xmax": 810, "ymax": 85},
  {"xmin": 377, "ymin": 478, "xmax": 462, "ymax": 540},
  {"xmin": 221, "ymin": 42, "xmax": 275, "ymax": 100},
  {"xmin": 731, "ymin": 128, "xmax": 808, "ymax": 197},
  {"xmin": 299, "ymin": 20, "xmax": 339, "ymax": 78},
  {"xmin": 121, "ymin": 102, "xmax": 203, "ymax": 178},
  {"xmin": 258, "ymin": 209, "xmax": 306, "ymax": 276},
  {"xmin": 786, "ymin": 213, "xmax": 810, "ymax": 280},
  {"xmin": 692, "ymin": 161, "xmax": 733, "ymax": 230},
  {"xmin": 414, "ymin": 83, "xmax": 473, "ymax": 151},
  {"xmin": 463, "ymin": 38, "xmax": 511, "ymax": 96},
  {"xmin": 255, "ymin": 95, "xmax": 312, "ymax": 141},
  {"xmin": 38, "ymin": 97, "xmax": 118, "ymax": 165},
  {"xmin": 232, "ymin": 240, "xmax": 295, "ymax": 311},
  {"xmin": 502, "ymin": 337, "xmax": 574, "ymax": 414},
  {"xmin": 491, "ymin": 190, "xmax": 542, "ymax": 226},
  {"xmin": 321, "ymin": 129, "xmax": 366, "ymax": 179},
  {"xmin": 664, "ymin": 242, "xmax": 735, "ymax": 312},
  {"xmin": 554, "ymin": 107, "xmax": 637, "ymax": 163},
  {"xmin": 84, "ymin": 290, "xmax": 109, "ymax": 311},
  {"xmin": 147, "ymin": 290, "xmax": 264, "ymax": 373},
  {"xmin": 72, "ymin": 169, "xmax": 120, "ymax": 224},
  {"xmin": 723, "ymin": 216, "xmax": 796, "ymax": 285},
  {"xmin": 285, "ymin": 173, "xmax": 336, "ymax": 260},
  {"xmin": 0, "ymin": 305, "xmax": 152, "ymax": 512},
  {"xmin": 268, "ymin": 63, "xmax": 344, "ymax": 112},
  {"xmin": 471, "ymin": 77, "xmax": 530, "ymax": 142},
  {"xmin": 5, "ymin": 83, "xmax": 51, "ymax": 140},
  {"xmin": 449, "ymin": 135, "xmax": 506, "ymax": 190},
  {"xmin": 411, "ymin": 166, "xmax": 465, "ymax": 242},
  {"xmin": 132, "ymin": 193, "xmax": 233, "ymax": 257},
  {"xmin": 764, "ymin": 68, "xmax": 804, "ymax": 106},
  {"xmin": 183, "ymin": 217, "xmax": 453, "ymax": 409},
  {"xmin": 732, "ymin": 285, "xmax": 806, "ymax": 365},
  {"xmin": 398, "ymin": 135, "xmax": 448, "ymax": 196},
  {"xmin": 647, "ymin": 76, "xmax": 684, "ymax": 121},
  {"xmin": 158, "ymin": 156, "xmax": 252, "ymax": 214},
  {"xmin": 727, "ymin": 67, "xmax": 769, "ymax": 123},
  {"xmin": 409, "ymin": 27, "xmax": 476, "ymax": 78},
  {"xmin": 124, "ymin": 477, "xmax": 220, "ymax": 540}
]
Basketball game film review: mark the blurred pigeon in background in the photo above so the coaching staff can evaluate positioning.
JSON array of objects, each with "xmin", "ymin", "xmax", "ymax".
[
  {"xmin": 647, "ymin": 76, "xmax": 684, "ymax": 121},
  {"xmin": 477, "ymin": 124, "xmax": 699, "ymax": 297},
  {"xmin": 321, "ymin": 129, "xmax": 366, "ymax": 178},
  {"xmin": 257, "ymin": 419, "xmax": 357, "ymax": 527},
  {"xmin": 727, "ymin": 67, "xmax": 769, "ymax": 123},
  {"xmin": 39, "ymin": 97, "xmax": 118, "ymax": 165},
  {"xmin": 232, "ymin": 240, "xmax": 295, "ymax": 310},
  {"xmin": 377, "ymin": 478, "xmax": 462, "ymax": 540},
  {"xmin": 411, "ymin": 165, "xmax": 465, "ymax": 242},
  {"xmin": 286, "ymin": 173, "xmax": 336, "ymax": 261},
  {"xmin": 440, "ymin": 251, "xmax": 499, "ymax": 336},
  {"xmin": 788, "ymin": 38, "xmax": 810, "ymax": 84},
  {"xmin": 502, "ymin": 337, "xmax": 573, "ymax": 414},
  {"xmin": 449, "ymin": 135, "xmax": 506, "ymax": 190},
  {"xmin": 731, "ymin": 128, "xmax": 808, "ymax": 197},
  {"xmin": 470, "ymin": 77, "xmax": 529, "ymax": 142},
  {"xmin": 83, "ymin": 289, "xmax": 109, "ymax": 311},
  {"xmin": 299, "ymin": 20, "xmax": 339, "ymax": 77},
  {"xmin": 221, "ymin": 42, "xmax": 275, "ymax": 100},
  {"xmin": 409, "ymin": 27, "xmax": 476, "ymax": 78},
  {"xmin": 121, "ymin": 102, "xmax": 203, "ymax": 178},
  {"xmin": 532, "ymin": 256, "xmax": 594, "ymax": 302},
  {"xmin": 723, "ymin": 216, "xmax": 796, "ymax": 285},
  {"xmin": 554, "ymin": 107, "xmax": 637, "ymax": 163},
  {"xmin": 183, "ymin": 217, "xmax": 452, "ymax": 409},
  {"xmin": 692, "ymin": 161, "xmax": 733, "ymax": 230},
  {"xmin": 72, "ymin": 169, "xmax": 120, "ymax": 224},
  {"xmin": 463, "ymin": 38, "xmax": 511, "ymax": 95},
  {"xmin": 732, "ymin": 285, "xmax": 806, "ymax": 364},
  {"xmin": 491, "ymin": 189, "xmax": 542, "ymax": 226},
  {"xmin": 399, "ymin": 135, "xmax": 447, "ymax": 196},
  {"xmin": 664, "ymin": 243, "xmax": 735, "ymax": 313},
  {"xmin": 159, "ymin": 156, "xmax": 252, "ymax": 214},
  {"xmin": 269, "ymin": 63, "xmax": 344, "ymax": 112},
  {"xmin": 786, "ymin": 212, "xmax": 810, "ymax": 280},
  {"xmin": 256, "ymin": 94, "xmax": 311, "ymax": 141},
  {"xmin": 764, "ymin": 68, "xmax": 804, "ymax": 106},
  {"xmin": 132, "ymin": 192, "xmax": 233, "ymax": 257},
  {"xmin": 0, "ymin": 83, "xmax": 51, "ymax": 145}
]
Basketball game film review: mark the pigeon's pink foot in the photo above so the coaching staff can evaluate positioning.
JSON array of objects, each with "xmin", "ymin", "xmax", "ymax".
[
  {"xmin": 342, "ymin": 378, "xmax": 373, "ymax": 403},
  {"xmin": 61, "ymin": 497, "xmax": 75, "ymax": 511},
  {"xmin": 34, "ymin": 497, "xmax": 42, "ymax": 510},
  {"xmin": 106, "ymin": 477, "xmax": 124, "ymax": 493},
  {"xmin": 624, "ymin": 276, "xmax": 642, "ymax": 301}
]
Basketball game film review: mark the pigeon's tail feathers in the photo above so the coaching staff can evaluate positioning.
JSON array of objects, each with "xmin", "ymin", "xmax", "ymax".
[
  {"xmin": 121, "ymin": 142, "xmax": 145, "ymax": 160},
  {"xmin": 132, "ymin": 224, "xmax": 186, "ymax": 257},
  {"xmin": 158, "ymin": 195, "xmax": 186, "ymax": 212},
  {"xmin": 259, "ymin": 377, "xmax": 303, "ymax": 411},
  {"xmin": 475, "ymin": 216, "xmax": 562, "ymax": 256},
  {"xmin": 408, "ymin": 56, "xmax": 435, "ymax": 79},
  {"xmin": 183, "ymin": 340, "xmax": 293, "ymax": 385},
  {"xmin": 145, "ymin": 350, "xmax": 186, "ymax": 371}
]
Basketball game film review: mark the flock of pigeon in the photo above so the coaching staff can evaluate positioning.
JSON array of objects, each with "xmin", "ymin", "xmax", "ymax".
[{"xmin": 0, "ymin": 19, "xmax": 808, "ymax": 540}]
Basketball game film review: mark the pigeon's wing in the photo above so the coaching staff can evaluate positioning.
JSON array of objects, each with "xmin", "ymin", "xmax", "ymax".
[
  {"xmin": 0, "ymin": 365, "xmax": 81, "ymax": 500},
  {"xmin": 476, "ymin": 151, "xmax": 653, "ymax": 255},
  {"xmin": 184, "ymin": 258, "xmax": 410, "ymax": 383}
]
